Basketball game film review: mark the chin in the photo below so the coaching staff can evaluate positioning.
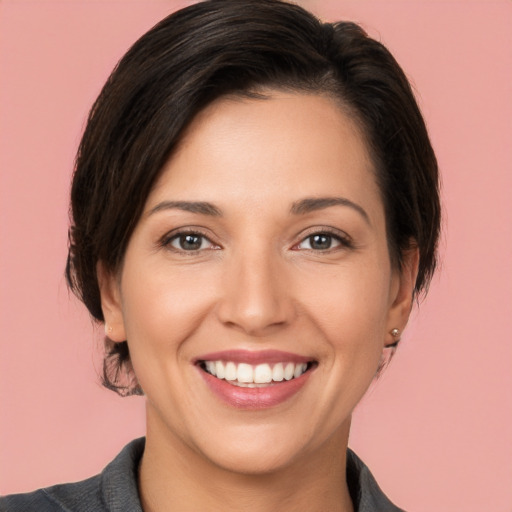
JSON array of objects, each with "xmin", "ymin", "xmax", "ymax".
[
  {"xmin": 200, "ymin": 438, "xmax": 308, "ymax": 476},
  {"xmin": 188, "ymin": 417, "xmax": 348, "ymax": 477}
]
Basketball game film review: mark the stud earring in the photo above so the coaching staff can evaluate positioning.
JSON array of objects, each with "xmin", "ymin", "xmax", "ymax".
[
  {"xmin": 385, "ymin": 328, "xmax": 401, "ymax": 349},
  {"xmin": 105, "ymin": 324, "xmax": 113, "ymax": 335}
]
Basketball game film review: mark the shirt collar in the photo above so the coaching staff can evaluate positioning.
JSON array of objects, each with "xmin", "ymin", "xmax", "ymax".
[{"xmin": 101, "ymin": 438, "xmax": 404, "ymax": 512}]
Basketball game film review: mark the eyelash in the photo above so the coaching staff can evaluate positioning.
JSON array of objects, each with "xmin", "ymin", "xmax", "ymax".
[
  {"xmin": 160, "ymin": 227, "xmax": 353, "ymax": 254},
  {"xmin": 292, "ymin": 228, "xmax": 353, "ymax": 252},
  {"xmin": 160, "ymin": 229, "xmax": 219, "ymax": 253}
]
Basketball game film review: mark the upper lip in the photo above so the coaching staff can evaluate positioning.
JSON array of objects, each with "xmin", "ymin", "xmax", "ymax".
[{"xmin": 194, "ymin": 349, "xmax": 314, "ymax": 365}]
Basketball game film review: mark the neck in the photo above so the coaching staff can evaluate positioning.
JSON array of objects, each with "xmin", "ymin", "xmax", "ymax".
[{"xmin": 138, "ymin": 411, "xmax": 354, "ymax": 512}]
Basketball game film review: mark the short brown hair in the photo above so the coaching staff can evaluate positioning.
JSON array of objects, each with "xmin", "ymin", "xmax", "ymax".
[{"xmin": 66, "ymin": 0, "xmax": 440, "ymax": 395}]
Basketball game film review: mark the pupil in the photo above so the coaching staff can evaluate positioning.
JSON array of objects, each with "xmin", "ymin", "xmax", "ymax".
[
  {"xmin": 181, "ymin": 234, "xmax": 201, "ymax": 250},
  {"xmin": 311, "ymin": 234, "xmax": 331, "ymax": 250}
]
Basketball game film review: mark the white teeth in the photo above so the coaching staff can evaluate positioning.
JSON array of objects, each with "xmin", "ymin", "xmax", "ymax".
[
  {"xmin": 284, "ymin": 362, "xmax": 295, "ymax": 380},
  {"xmin": 203, "ymin": 360, "xmax": 310, "ymax": 384},
  {"xmin": 215, "ymin": 361, "xmax": 225, "ymax": 379},
  {"xmin": 254, "ymin": 364, "xmax": 272, "ymax": 384},
  {"xmin": 272, "ymin": 363, "xmax": 284, "ymax": 382},
  {"xmin": 206, "ymin": 361, "xmax": 216, "ymax": 376},
  {"xmin": 237, "ymin": 363, "xmax": 253, "ymax": 383},
  {"xmin": 225, "ymin": 362, "xmax": 237, "ymax": 381},
  {"xmin": 293, "ymin": 363, "xmax": 307, "ymax": 379}
]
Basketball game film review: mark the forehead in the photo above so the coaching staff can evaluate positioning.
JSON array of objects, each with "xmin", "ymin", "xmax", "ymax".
[{"xmin": 148, "ymin": 92, "xmax": 381, "ymax": 220}]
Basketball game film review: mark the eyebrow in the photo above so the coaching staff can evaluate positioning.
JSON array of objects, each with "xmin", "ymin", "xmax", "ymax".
[
  {"xmin": 148, "ymin": 201, "xmax": 222, "ymax": 217},
  {"xmin": 290, "ymin": 197, "xmax": 370, "ymax": 225},
  {"xmin": 147, "ymin": 197, "xmax": 370, "ymax": 224}
]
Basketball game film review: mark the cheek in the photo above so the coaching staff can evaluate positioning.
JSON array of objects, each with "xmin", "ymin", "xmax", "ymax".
[
  {"xmin": 297, "ymin": 257, "xmax": 392, "ymax": 385},
  {"xmin": 301, "ymin": 261, "xmax": 391, "ymax": 334},
  {"xmin": 119, "ymin": 258, "xmax": 221, "ymax": 357}
]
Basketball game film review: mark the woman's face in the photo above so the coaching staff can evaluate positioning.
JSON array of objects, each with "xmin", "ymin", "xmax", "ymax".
[{"xmin": 100, "ymin": 92, "xmax": 416, "ymax": 474}]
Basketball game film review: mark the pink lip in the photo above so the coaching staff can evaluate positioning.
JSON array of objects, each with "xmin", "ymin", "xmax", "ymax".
[
  {"xmin": 195, "ymin": 349, "xmax": 312, "ymax": 365},
  {"xmin": 197, "ymin": 366, "xmax": 313, "ymax": 409}
]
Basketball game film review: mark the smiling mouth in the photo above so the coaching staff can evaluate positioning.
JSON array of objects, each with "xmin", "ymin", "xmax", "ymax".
[{"xmin": 198, "ymin": 360, "xmax": 316, "ymax": 387}]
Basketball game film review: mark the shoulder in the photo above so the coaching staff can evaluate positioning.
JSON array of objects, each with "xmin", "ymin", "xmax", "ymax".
[
  {"xmin": 0, "ymin": 438, "xmax": 145, "ymax": 512},
  {"xmin": 346, "ymin": 449, "xmax": 406, "ymax": 512},
  {"xmin": 0, "ymin": 474, "xmax": 102, "ymax": 512}
]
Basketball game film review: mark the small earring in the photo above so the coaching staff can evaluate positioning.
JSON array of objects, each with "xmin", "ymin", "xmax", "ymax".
[
  {"xmin": 105, "ymin": 324, "xmax": 113, "ymax": 335},
  {"xmin": 385, "ymin": 328, "xmax": 401, "ymax": 349}
]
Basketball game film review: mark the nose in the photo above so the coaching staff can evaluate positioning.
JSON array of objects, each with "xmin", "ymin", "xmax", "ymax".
[{"xmin": 216, "ymin": 248, "xmax": 295, "ymax": 336}]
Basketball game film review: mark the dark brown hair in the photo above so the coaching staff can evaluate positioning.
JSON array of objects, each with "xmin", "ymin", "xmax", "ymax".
[{"xmin": 66, "ymin": 0, "xmax": 440, "ymax": 395}]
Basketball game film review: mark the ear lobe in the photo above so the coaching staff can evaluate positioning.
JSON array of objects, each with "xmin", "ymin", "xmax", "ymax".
[
  {"xmin": 386, "ymin": 246, "xmax": 420, "ymax": 345},
  {"xmin": 96, "ymin": 261, "xmax": 126, "ymax": 342}
]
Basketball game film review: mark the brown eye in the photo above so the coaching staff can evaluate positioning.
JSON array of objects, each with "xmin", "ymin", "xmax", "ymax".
[
  {"xmin": 298, "ymin": 233, "xmax": 341, "ymax": 251},
  {"xmin": 311, "ymin": 234, "xmax": 333, "ymax": 250},
  {"xmin": 168, "ymin": 233, "xmax": 211, "ymax": 251},
  {"xmin": 295, "ymin": 232, "xmax": 351, "ymax": 252}
]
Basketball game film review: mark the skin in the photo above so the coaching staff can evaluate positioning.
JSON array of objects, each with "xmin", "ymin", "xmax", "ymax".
[{"xmin": 98, "ymin": 91, "xmax": 418, "ymax": 512}]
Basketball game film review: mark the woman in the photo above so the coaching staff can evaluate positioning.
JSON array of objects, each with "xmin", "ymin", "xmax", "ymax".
[{"xmin": 0, "ymin": 1, "xmax": 440, "ymax": 510}]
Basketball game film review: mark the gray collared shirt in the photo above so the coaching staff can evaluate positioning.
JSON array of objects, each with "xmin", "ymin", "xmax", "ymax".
[{"xmin": 0, "ymin": 438, "xmax": 405, "ymax": 511}]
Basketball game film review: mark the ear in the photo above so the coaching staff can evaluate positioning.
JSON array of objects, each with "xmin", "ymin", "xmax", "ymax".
[
  {"xmin": 96, "ymin": 261, "xmax": 126, "ymax": 342},
  {"xmin": 385, "ymin": 246, "xmax": 420, "ymax": 346}
]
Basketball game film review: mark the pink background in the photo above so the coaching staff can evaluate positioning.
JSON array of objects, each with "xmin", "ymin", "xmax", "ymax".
[{"xmin": 1, "ymin": 1, "xmax": 511, "ymax": 510}]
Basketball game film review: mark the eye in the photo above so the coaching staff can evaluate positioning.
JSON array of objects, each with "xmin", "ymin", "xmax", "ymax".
[
  {"xmin": 165, "ymin": 232, "xmax": 217, "ymax": 251},
  {"xmin": 296, "ymin": 231, "xmax": 349, "ymax": 251}
]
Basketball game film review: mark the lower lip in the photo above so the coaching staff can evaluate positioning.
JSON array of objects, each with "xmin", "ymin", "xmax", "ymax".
[{"xmin": 198, "ymin": 367, "xmax": 312, "ymax": 409}]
